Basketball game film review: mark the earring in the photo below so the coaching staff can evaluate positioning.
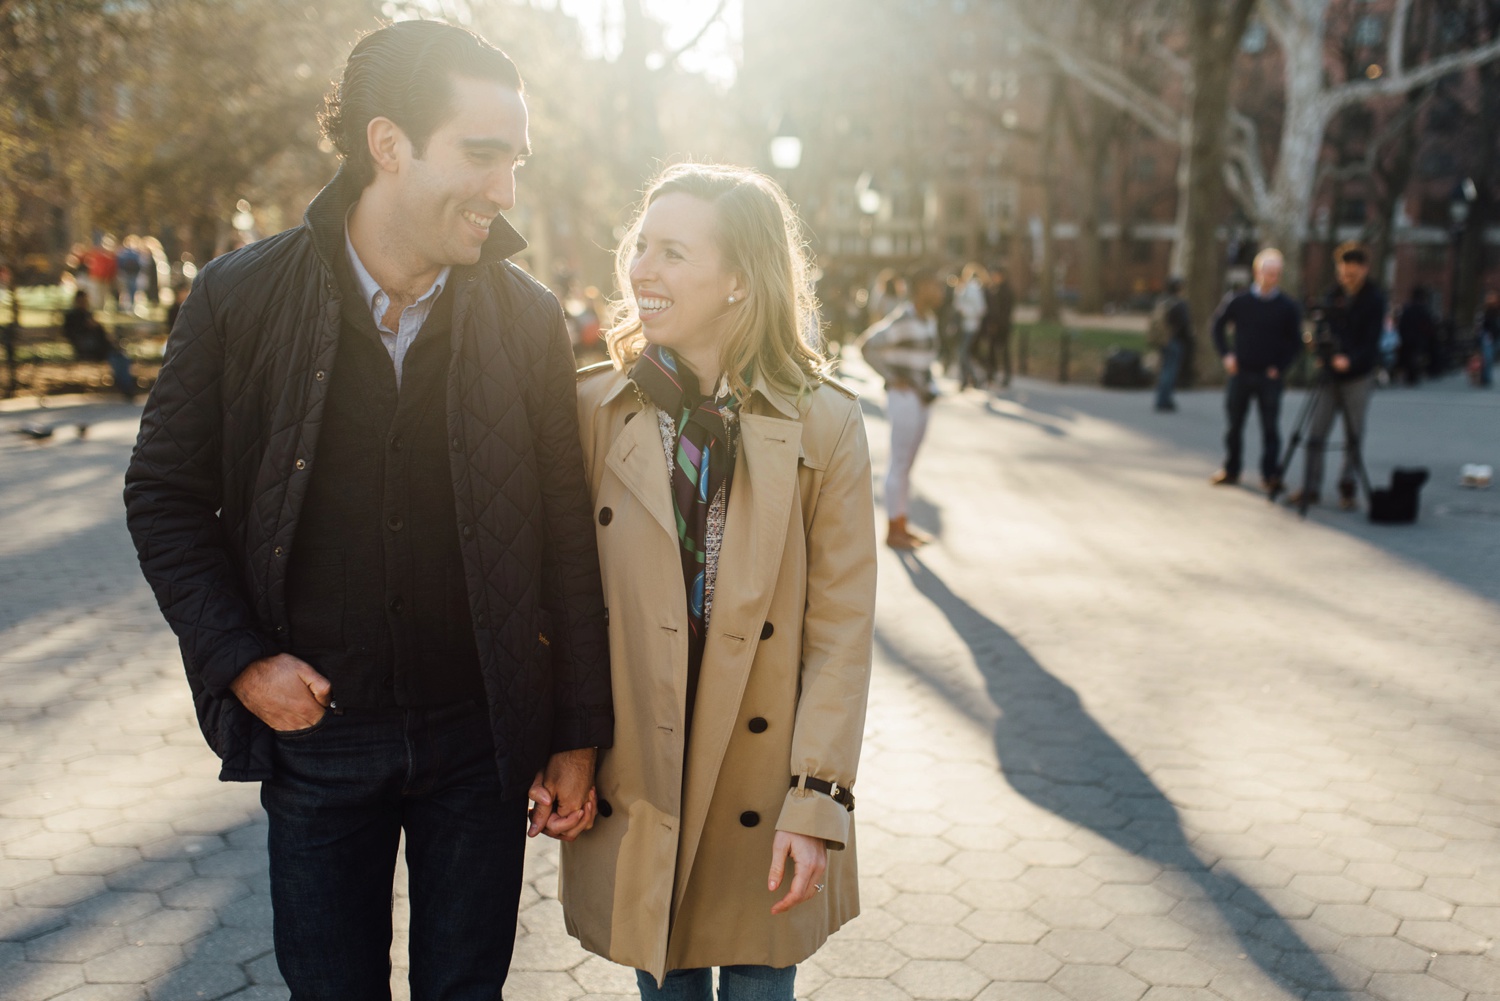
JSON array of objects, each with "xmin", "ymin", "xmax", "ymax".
[{"xmin": 727, "ymin": 295, "xmax": 736, "ymax": 303}]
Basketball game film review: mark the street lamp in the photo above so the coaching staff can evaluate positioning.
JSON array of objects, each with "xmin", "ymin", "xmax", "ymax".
[
  {"xmin": 769, "ymin": 115, "xmax": 802, "ymax": 171},
  {"xmin": 1449, "ymin": 177, "xmax": 1477, "ymax": 323},
  {"xmin": 856, "ymin": 172, "xmax": 882, "ymax": 216}
]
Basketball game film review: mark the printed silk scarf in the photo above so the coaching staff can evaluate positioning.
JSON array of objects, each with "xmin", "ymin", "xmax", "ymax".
[{"xmin": 628, "ymin": 344, "xmax": 740, "ymax": 676}]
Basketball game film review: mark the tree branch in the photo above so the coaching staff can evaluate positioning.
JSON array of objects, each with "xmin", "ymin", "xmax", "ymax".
[
  {"xmin": 1387, "ymin": 0, "xmax": 1412, "ymax": 79},
  {"xmin": 660, "ymin": 0, "xmax": 730, "ymax": 70},
  {"xmin": 1225, "ymin": 108, "xmax": 1270, "ymax": 219},
  {"xmin": 1324, "ymin": 32, "xmax": 1500, "ymax": 114},
  {"xmin": 1316, "ymin": 89, "xmax": 1430, "ymax": 186}
]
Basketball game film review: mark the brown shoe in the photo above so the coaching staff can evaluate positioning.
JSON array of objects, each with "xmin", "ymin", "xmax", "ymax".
[
  {"xmin": 1262, "ymin": 476, "xmax": 1283, "ymax": 495},
  {"xmin": 1338, "ymin": 482, "xmax": 1358, "ymax": 511},
  {"xmin": 1286, "ymin": 489, "xmax": 1320, "ymax": 507},
  {"xmin": 1210, "ymin": 470, "xmax": 1239, "ymax": 486}
]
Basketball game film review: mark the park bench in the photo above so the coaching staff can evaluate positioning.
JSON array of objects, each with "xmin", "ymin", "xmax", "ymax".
[{"xmin": 2, "ymin": 320, "xmax": 164, "ymax": 400}]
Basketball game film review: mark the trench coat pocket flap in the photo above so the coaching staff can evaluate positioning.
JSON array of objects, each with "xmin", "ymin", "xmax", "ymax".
[
  {"xmin": 775, "ymin": 786, "xmax": 851, "ymax": 850},
  {"xmin": 797, "ymin": 438, "xmax": 830, "ymax": 472}
]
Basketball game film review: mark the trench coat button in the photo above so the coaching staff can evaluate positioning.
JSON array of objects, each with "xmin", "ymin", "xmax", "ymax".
[
  {"xmin": 294, "ymin": 458, "xmax": 306, "ymax": 470},
  {"xmin": 314, "ymin": 370, "xmax": 326, "ymax": 382},
  {"xmin": 388, "ymin": 595, "xmax": 404, "ymax": 615},
  {"xmin": 597, "ymin": 797, "xmax": 613, "ymax": 818},
  {"xmin": 273, "ymin": 546, "xmax": 284, "ymax": 558},
  {"xmin": 760, "ymin": 622, "xmax": 774, "ymax": 640},
  {"xmin": 739, "ymin": 811, "xmax": 760, "ymax": 828},
  {"xmin": 598, "ymin": 507, "xmax": 613, "ymax": 526},
  {"xmin": 748, "ymin": 717, "xmax": 768, "ymax": 734},
  {"xmin": 387, "ymin": 515, "xmax": 404, "ymax": 532}
]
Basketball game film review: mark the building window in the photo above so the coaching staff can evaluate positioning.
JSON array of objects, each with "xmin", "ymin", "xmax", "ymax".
[
  {"xmin": 1241, "ymin": 21, "xmax": 1268, "ymax": 54},
  {"xmin": 1353, "ymin": 14, "xmax": 1384, "ymax": 47}
]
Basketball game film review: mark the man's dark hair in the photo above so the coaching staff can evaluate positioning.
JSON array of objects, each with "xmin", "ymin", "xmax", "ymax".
[
  {"xmin": 320, "ymin": 20, "xmax": 522, "ymax": 189},
  {"xmin": 1335, "ymin": 240, "xmax": 1368, "ymax": 265},
  {"xmin": 1166, "ymin": 276, "xmax": 1183, "ymax": 295}
]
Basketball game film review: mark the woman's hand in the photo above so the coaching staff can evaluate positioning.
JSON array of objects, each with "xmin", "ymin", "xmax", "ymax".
[{"xmin": 768, "ymin": 831, "xmax": 828, "ymax": 915}]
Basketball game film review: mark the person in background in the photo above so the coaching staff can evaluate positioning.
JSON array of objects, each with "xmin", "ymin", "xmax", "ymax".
[
  {"xmin": 1292, "ymin": 241, "xmax": 1387, "ymax": 509},
  {"xmin": 1477, "ymin": 289, "xmax": 1497, "ymax": 388},
  {"xmin": 1394, "ymin": 285, "xmax": 1436, "ymax": 386},
  {"xmin": 954, "ymin": 262, "xmax": 987, "ymax": 389},
  {"xmin": 1209, "ymin": 248, "xmax": 1303, "ymax": 494},
  {"xmin": 859, "ymin": 267, "xmax": 944, "ymax": 549},
  {"xmin": 1149, "ymin": 277, "xmax": 1192, "ymax": 412},
  {"xmin": 977, "ymin": 264, "xmax": 1015, "ymax": 389}
]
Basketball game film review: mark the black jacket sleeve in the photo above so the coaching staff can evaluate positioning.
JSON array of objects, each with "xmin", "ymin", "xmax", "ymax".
[
  {"xmin": 123, "ymin": 267, "xmax": 280, "ymax": 698},
  {"xmin": 1278, "ymin": 298, "xmax": 1305, "ymax": 372},
  {"xmin": 1167, "ymin": 299, "xmax": 1192, "ymax": 343},
  {"xmin": 1340, "ymin": 286, "xmax": 1386, "ymax": 376},
  {"xmin": 1210, "ymin": 293, "xmax": 1237, "ymax": 357},
  {"xmin": 529, "ymin": 297, "xmax": 614, "ymax": 754}
]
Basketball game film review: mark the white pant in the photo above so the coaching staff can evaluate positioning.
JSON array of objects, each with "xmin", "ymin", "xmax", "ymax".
[{"xmin": 885, "ymin": 387, "xmax": 930, "ymax": 519}]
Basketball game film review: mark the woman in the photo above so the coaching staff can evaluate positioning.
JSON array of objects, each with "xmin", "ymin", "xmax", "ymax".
[{"xmin": 551, "ymin": 163, "xmax": 876, "ymax": 1000}]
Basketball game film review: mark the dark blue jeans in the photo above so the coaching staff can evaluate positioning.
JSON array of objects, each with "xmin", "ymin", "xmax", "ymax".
[
  {"xmin": 261, "ymin": 700, "xmax": 526, "ymax": 1001},
  {"xmin": 1223, "ymin": 371, "xmax": 1285, "ymax": 482},
  {"xmin": 637, "ymin": 966, "xmax": 797, "ymax": 1001}
]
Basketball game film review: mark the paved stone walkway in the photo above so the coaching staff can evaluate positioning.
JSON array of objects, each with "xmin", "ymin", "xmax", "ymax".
[{"xmin": 0, "ymin": 374, "xmax": 1496, "ymax": 1001}]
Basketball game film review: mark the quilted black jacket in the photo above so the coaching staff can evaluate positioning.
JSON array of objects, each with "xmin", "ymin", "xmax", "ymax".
[{"xmin": 124, "ymin": 169, "xmax": 613, "ymax": 793}]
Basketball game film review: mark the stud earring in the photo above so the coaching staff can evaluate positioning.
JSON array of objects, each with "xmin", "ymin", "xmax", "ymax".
[{"xmin": 727, "ymin": 295, "xmax": 736, "ymax": 303}]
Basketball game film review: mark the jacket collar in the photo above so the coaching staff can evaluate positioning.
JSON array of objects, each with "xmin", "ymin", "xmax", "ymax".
[
  {"xmin": 600, "ymin": 360, "xmax": 803, "ymax": 420},
  {"xmin": 302, "ymin": 166, "xmax": 528, "ymax": 279}
]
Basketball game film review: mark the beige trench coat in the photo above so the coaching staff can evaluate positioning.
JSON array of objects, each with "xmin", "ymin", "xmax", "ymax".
[{"xmin": 559, "ymin": 363, "xmax": 876, "ymax": 981}]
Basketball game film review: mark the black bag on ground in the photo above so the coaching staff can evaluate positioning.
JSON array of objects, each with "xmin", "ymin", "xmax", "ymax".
[
  {"xmin": 1368, "ymin": 467, "xmax": 1429, "ymax": 524},
  {"xmin": 1101, "ymin": 348, "xmax": 1150, "ymax": 388}
]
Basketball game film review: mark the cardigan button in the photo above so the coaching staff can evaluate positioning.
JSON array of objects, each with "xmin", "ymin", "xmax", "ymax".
[
  {"xmin": 761, "ymin": 622, "xmax": 774, "ymax": 640},
  {"xmin": 273, "ymin": 546, "xmax": 284, "ymax": 558},
  {"xmin": 739, "ymin": 811, "xmax": 760, "ymax": 828},
  {"xmin": 598, "ymin": 507, "xmax": 613, "ymax": 526},
  {"xmin": 387, "ymin": 515, "xmax": 404, "ymax": 532},
  {"xmin": 314, "ymin": 370, "xmax": 326, "ymax": 382},
  {"xmin": 748, "ymin": 717, "xmax": 768, "ymax": 734},
  {"xmin": 597, "ymin": 797, "xmax": 613, "ymax": 818}
]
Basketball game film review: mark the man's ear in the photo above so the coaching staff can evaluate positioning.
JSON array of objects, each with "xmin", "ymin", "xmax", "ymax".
[{"xmin": 367, "ymin": 116, "xmax": 405, "ymax": 174}]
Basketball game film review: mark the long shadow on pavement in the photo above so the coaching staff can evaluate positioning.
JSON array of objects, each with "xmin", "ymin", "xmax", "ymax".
[{"xmin": 890, "ymin": 554, "xmax": 1345, "ymax": 998}]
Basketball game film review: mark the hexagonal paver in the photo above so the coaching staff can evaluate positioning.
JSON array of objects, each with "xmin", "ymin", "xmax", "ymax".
[
  {"xmin": 1334, "ymin": 936, "xmax": 1432, "ymax": 974},
  {"xmin": 1121, "ymin": 950, "xmax": 1216, "ymax": 987},
  {"xmin": 1049, "ymin": 964, "xmax": 1148, "ymax": 1001},
  {"xmin": 84, "ymin": 944, "xmax": 185, "ymax": 984},
  {"xmin": 1312, "ymin": 903, "xmax": 1400, "ymax": 937},
  {"xmin": 812, "ymin": 978, "xmax": 915, "ymax": 1001},
  {"xmin": 961, "ymin": 910, "xmax": 1048, "ymax": 944},
  {"xmin": 1367, "ymin": 973, "xmax": 1465, "ymax": 1001},
  {"xmin": 886, "ymin": 894, "xmax": 974, "ymax": 926},
  {"xmin": 965, "ymin": 943, "xmax": 1061, "ymax": 982},
  {"xmin": 1396, "ymin": 920, "xmax": 1489, "ymax": 954},
  {"xmin": 1429, "ymin": 956, "xmax": 1500, "ymax": 994},
  {"xmin": 502, "ymin": 970, "xmax": 583, "ymax": 1001},
  {"xmin": 1369, "ymin": 891, "xmax": 1455, "ymax": 921},
  {"xmin": 891, "ymin": 959, "xmax": 989, "ymax": 1001},
  {"xmin": 144, "ymin": 962, "xmax": 248, "ymax": 1001},
  {"xmin": 0, "ymin": 959, "xmax": 89, "ymax": 1001},
  {"xmin": 1039, "ymin": 931, "xmax": 1130, "ymax": 966},
  {"xmin": 890, "ymin": 925, "xmax": 980, "ymax": 961},
  {"xmin": 25, "ymin": 923, "xmax": 127, "ymax": 963}
]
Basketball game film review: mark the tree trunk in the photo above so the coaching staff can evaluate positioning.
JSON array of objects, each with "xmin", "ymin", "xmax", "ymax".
[
  {"xmin": 1038, "ymin": 75, "xmax": 1065, "ymax": 324},
  {"xmin": 1183, "ymin": 0, "xmax": 1256, "ymax": 383},
  {"xmin": 1075, "ymin": 99, "xmax": 1113, "ymax": 313},
  {"xmin": 1260, "ymin": 22, "xmax": 1331, "ymax": 300}
]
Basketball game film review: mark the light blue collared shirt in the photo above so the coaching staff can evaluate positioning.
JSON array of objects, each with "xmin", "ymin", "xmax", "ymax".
[{"xmin": 344, "ymin": 225, "xmax": 450, "ymax": 389}]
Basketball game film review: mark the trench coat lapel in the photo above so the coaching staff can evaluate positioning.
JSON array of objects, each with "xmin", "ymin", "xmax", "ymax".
[
  {"xmin": 605, "ymin": 404, "xmax": 676, "ymax": 539},
  {"xmin": 672, "ymin": 410, "xmax": 803, "ymax": 908}
]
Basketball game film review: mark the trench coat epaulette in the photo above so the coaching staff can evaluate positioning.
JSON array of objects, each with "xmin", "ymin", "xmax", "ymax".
[
  {"xmin": 819, "ymin": 373, "xmax": 860, "ymax": 400},
  {"xmin": 575, "ymin": 360, "xmax": 618, "ymax": 381}
]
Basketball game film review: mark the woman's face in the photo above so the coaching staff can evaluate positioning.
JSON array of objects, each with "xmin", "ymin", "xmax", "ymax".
[{"xmin": 629, "ymin": 192, "xmax": 743, "ymax": 374}]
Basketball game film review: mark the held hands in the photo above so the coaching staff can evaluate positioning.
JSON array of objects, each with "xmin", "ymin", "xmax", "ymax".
[
  {"xmin": 1222, "ymin": 353, "xmax": 1238, "ymax": 376},
  {"xmin": 1267, "ymin": 366, "xmax": 1280, "ymax": 380},
  {"xmin": 768, "ymin": 831, "xmax": 828, "ymax": 915},
  {"xmin": 230, "ymin": 653, "xmax": 331, "ymax": 732},
  {"xmin": 1332, "ymin": 353, "xmax": 1351, "ymax": 373},
  {"xmin": 528, "ymin": 747, "xmax": 598, "ymax": 841}
]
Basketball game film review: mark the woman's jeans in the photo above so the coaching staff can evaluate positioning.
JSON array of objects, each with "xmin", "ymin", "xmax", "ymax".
[{"xmin": 637, "ymin": 966, "xmax": 797, "ymax": 1001}]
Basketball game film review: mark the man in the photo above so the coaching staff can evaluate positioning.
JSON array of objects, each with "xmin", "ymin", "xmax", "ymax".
[
  {"xmin": 858, "ymin": 268, "xmax": 944, "ymax": 549},
  {"xmin": 1149, "ymin": 276, "xmax": 1191, "ymax": 412},
  {"xmin": 1395, "ymin": 285, "xmax": 1436, "ymax": 386},
  {"xmin": 978, "ymin": 264, "xmax": 1016, "ymax": 389},
  {"xmin": 1293, "ymin": 241, "xmax": 1386, "ymax": 509},
  {"xmin": 123, "ymin": 22, "xmax": 611, "ymax": 999},
  {"xmin": 1478, "ymin": 289, "xmax": 1498, "ymax": 388},
  {"xmin": 1209, "ymin": 248, "xmax": 1304, "ymax": 493}
]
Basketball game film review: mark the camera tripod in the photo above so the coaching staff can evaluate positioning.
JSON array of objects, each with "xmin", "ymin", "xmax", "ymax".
[{"xmin": 1267, "ymin": 368, "xmax": 1372, "ymax": 517}]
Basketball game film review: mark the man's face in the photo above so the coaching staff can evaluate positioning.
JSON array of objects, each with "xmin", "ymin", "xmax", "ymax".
[
  {"xmin": 1336, "ymin": 257, "xmax": 1368, "ymax": 293},
  {"xmin": 393, "ymin": 75, "xmax": 529, "ymax": 270},
  {"xmin": 1255, "ymin": 258, "xmax": 1282, "ymax": 292}
]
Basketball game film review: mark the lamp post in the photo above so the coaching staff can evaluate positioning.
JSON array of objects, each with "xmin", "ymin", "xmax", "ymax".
[
  {"xmin": 769, "ymin": 115, "xmax": 803, "ymax": 172},
  {"xmin": 1448, "ymin": 177, "xmax": 1476, "ymax": 324}
]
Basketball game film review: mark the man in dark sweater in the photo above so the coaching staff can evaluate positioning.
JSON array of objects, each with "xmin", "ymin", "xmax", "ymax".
[
  {"xmin": 124, "ymin": 23, "xmax": 611, "ymax": 997},
  {"xmin": 1293, "ymin": 241, "xmax": 1387, "ymax": 509},
  {"xmin": 1210, "ymin": 248, "xmax": 1304, "ymax": 492}
]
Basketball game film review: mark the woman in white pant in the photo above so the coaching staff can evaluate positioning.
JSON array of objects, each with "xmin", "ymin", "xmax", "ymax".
[{"xmin": 856, "ymin": 269, "xmax": 945, "ymax": 549}]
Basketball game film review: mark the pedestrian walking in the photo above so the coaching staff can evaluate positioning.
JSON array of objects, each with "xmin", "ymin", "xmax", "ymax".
[
  {"xmin": 83, "ymin": 238, "xmax": 116, "ymax": 313},
  {"xmin": 976, "ymin": 264, "xmax": 1015, "ymax": 389},
  {"xmin": 1394, "ymin": 286, "xmax": 1436, "ymax": 386},
  {"xmin": 123, "ymin": 21, "xmax": 612, "ymax": 998},
  {"xmin": 858, "ymin": 267, "xmax": 944, "ymax": 549},
  {"xmin": 562, "ymin": 162, "xmax": 876, "ymax": 1001},
  {"xmin": 954, "ymin": 262, "xmax": 987, "ymax": 388},
  {"xmin": 1477, "ymin": 289, "xmax": 1497, "ymax": 388},
  {"xmin": 1149, "ymin": 277, "xmax": 1192, "ymax": 412},
  {"xmin": 115, "ymin": 236, "xmax": 143, "ymax": 312},
  {"xmin": 1209, "ymin": 248, "xmax": 1304, "ymax": 493},
  {"xmin": 1291, "ymin": 241, "xmax": 1387, "ymax": 509}
]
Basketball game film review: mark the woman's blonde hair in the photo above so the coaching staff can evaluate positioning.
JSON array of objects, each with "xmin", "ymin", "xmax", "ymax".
[{"xmin": 605, "ymin": 162, "xmax": 828, "ymax": 404}]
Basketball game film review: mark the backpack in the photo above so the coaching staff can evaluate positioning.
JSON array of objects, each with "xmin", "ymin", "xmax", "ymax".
[{"xmin": 1146, "ymin": 297, "xmax": 1175, "ymax": 350}]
